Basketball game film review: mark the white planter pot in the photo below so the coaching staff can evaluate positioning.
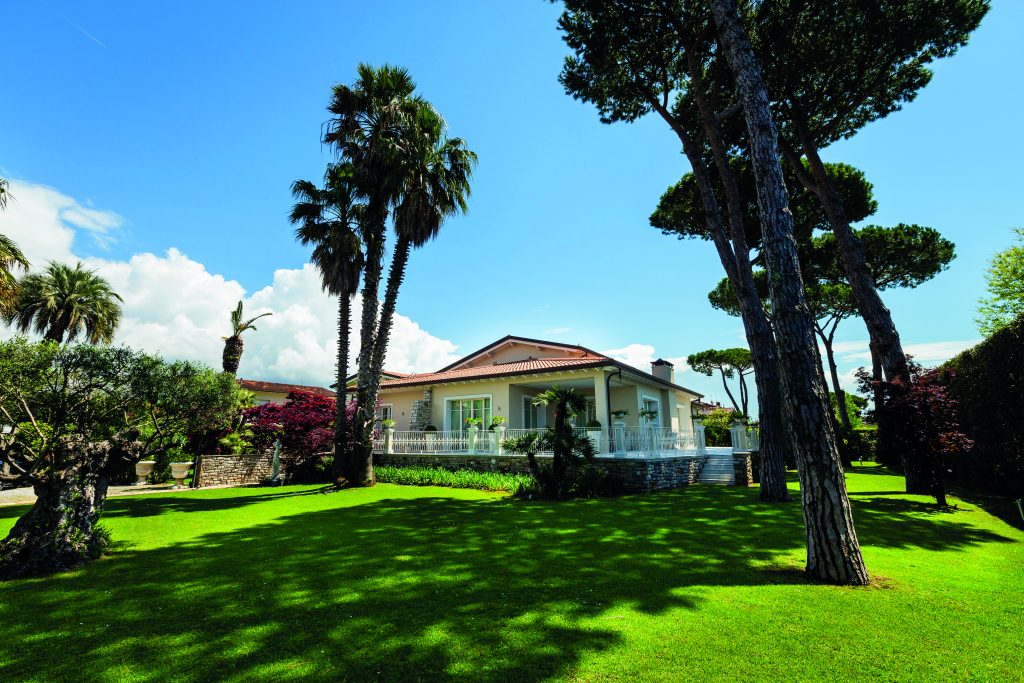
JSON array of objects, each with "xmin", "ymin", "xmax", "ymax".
[
  {"xmin": 170, "ymin": 462, "xmax": 191, "ymax": 488},
  {"xmin": 134, "ymin": 460, "xmax": 156, "ymax": 485}
]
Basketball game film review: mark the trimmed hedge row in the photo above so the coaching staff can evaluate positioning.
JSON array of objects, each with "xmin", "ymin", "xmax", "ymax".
[
  {"xmin": 943, "ymin": 314, "xmax": 1024, "ymax": 497},
  {"xmin": 374, "ymin": 465, "xmax": 534, "ymax": 494}
]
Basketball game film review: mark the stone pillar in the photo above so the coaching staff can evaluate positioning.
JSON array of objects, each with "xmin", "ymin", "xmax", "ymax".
[
  {"xmin": 694, "ymin": 424, "xmax": 707, "ymax": 455},
  {"xmin": 613, "ymin": 421, "xmax": 626, "ymax": 456},
  {"xmin": 593, "ymin": 372, "xmax": 610, "ymax": 452},
  {"xmin": 494, "ymin": 425, "xmax": 506, "ymax": 455},
  {"xmin": 730, "ymin": 422, "xmax": 748, "ymax": 452},
  {"xmin": 733, "ymin": 453, "xmax": 754, "ymax": 486}
]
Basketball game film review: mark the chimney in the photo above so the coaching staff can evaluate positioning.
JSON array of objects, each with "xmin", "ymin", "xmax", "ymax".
[{"xmin": 651, "ymin": 358, "xmax": 674, "ymax": 383}]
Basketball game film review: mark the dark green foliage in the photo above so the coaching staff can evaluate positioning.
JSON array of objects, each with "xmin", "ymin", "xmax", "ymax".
[
  {"xmin": 848, "ymin": 428, "xmax": 878, "ymax": 462},
  {"xmin": 943, "ymin": 315, "xmax": 1024, "ymax": 496}
]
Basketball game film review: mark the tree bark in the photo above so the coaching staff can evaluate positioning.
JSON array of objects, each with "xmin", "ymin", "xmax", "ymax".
[
  {"xmin": 645, "ymin": 95, "xmax": 790, "ymax": 503},
  {"xmin": 0, "ymin": 456, "xmax": 111, "ymax": 580},
  {"xmin": 711, "ymin": 0, "xmax": 869, "ymax": 585},
  {"xmin": 720, "ymin": 370, "xmax": 741, "ymax": 414},
  {"xmin": 221, "ymin": 336, "xmax": 243, "ymax": 375},
  {"xmin": 792, "ymin": 120, "xmax": 910, "ymax": 387},
  {"xmin": 331, "ymin": 295, "xmax": 352, "ymax": 487},
  {"xmin": 347, "ymin": 203, "xmax": 388, "ymax": 488},
  {"xmin": 819, "ymin": 327, "xmax": 853, "ymax": 468}
]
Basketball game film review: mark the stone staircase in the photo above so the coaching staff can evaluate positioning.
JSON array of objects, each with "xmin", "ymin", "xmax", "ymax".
[{"xmin": 697, "ymin": 452, "xmax": 735, "ymax": 485}]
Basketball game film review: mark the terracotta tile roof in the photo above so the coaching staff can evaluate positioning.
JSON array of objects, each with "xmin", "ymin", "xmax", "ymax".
[
  {"xmin": 238, "ymin": 379, "xmax": 337, "ymax": 398},
  {"xmin": 377, "ymin": 356, "xmax": 611, "ymax": 388}
]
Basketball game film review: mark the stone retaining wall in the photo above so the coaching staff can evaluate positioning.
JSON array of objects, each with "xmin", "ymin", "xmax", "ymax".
[
  {"xmin": 733, "ymin": 453, "xmax": 754, "ymax": 487},
  {"xmin": 373, "ymin": 452, "xmax": 705, "ymax": 493},
  {"xmin": 195, "ymin": 453, "xmax": 297, "ymax": 487}
]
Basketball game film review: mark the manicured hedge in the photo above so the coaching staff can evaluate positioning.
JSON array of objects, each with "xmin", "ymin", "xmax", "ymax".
[
  {"xmin": 943, "ymin": 314, "xmax": 1024, "ymax": 497},
  {"xmin": 374, "ymin": 465, "xmax": 534, "ymax": 494}
]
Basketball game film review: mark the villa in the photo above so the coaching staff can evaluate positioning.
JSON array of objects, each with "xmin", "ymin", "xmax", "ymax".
[
  {"xmin": 237, "ymin": 379, "xmax": 336, "ymax": 406},
  {"xmin": 360, "ymin": 335, "xmax": 710, "ymax": 457}
]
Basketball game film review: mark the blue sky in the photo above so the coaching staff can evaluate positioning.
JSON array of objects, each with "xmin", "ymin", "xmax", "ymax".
[{"xmin": 2, "ymin": 1, "xmax": 1021, "ymax": 409}]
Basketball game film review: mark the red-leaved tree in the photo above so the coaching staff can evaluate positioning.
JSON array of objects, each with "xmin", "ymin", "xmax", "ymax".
[{"xmin": 244, "ymin": 390, "xmax": 340, "ymax": 455}]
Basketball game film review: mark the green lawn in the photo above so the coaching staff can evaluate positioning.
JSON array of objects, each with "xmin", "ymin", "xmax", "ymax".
[{"xmin": 1, "ymin": 465, "xmax": 1021, "ymax": 681}]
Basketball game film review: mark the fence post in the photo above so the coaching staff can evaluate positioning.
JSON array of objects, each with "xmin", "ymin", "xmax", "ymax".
[
  {"xmin": 468, "ymin": 425, "xmax": 479, "ymax": 454},
  {"xmin": 730, "ymin": 421, "xmax": 747, "ymax": 452},
  {"xmin": 694, "ymin": 424, "xmax": 707, "ymax": 456},
  {"xmin": 494, "ymin": 425, "xmax": 506, "ymax": 455},
  {"xmin": 384, "ymin": 427, "xmax": 395, "ymax": 454},
  {"xmin": 613, "ymin": 421, "xmax": 626, "ymax": 456}
]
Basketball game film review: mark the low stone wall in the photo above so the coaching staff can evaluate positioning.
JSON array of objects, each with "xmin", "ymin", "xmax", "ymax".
[
  {"xmin": 733, "ymin": 452, "xmax": 754, "ymax": 487},
  {"xmin": 195, "ymin": 453, "xmax": 296, "ymax": 487},
  {"xmin": 373, "ymin": 452, "xmax": 705, "ymax": 494}
]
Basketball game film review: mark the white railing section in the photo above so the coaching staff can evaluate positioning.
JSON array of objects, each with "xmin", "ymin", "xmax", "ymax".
[
  {"xmin": 375, "ymin": 425, "xmax": 719, "ymax": 458},
  {"xmin": 729, "ymin": 424, "xmax": 760, "ymax": 452}
]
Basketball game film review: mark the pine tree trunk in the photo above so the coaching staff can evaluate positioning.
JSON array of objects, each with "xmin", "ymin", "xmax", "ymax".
[
  {"xmin": 0, "ymin": 457, "xmax": 111, "ymax": 580},
  {"xmin": 711, "ymin": 0, "xmax": 868, "ymax": 585},
  {"xmin": 348, "ymin": 205, "xmax": 388, "ymax": 488},
  {"xmin": 675, "ymin": 60, "xmax": 791, "ymax": 502},
  {"xmin": 222, "ymin": 336, "xmax": 244, "ymax": 375},
  {"xmin": 331, "ymin": 295, "xmax": 351, "ymax": 486},
  {"xmin": 794, "ymin": 124, "xmax": 910, "ymax": 387},
  {"xmin": 821, "ymin": 333, "xmax": 853, "ymax": 467}
]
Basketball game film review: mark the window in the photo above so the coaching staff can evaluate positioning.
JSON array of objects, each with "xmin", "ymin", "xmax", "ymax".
[
  {"xmin": 446, "ymin": 396, "xmax": 491, "ymax": 431},
  {"xmin": 641, "ymin": 395, "xmax": 661, "ymax": 427},
  {"xmin": 376, "ymin": 404, "xmax": 393, "ymax": 422},
  {"xmin": 523, "ymin": 396, "xmax": 543, "ymax": 429}
]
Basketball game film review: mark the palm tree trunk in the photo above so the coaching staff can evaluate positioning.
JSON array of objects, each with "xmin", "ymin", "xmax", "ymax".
[
  {"xmin": 331, "ymin": 295, "xmax": 351, "ymax": 486},
  {"xmin": 711, "ymin": 0, "xmax": 868, "ymax": 585},
  {"xmin": 349, "ymin": 234, "xmax": 412, "ymax": 487},
  {"xmin": 222, "ymin": 336, "xmax": 243, "ymax": 375},
  {"xmin": 349, "ymin": 205, "xmax": 388, "ymax": 487}
]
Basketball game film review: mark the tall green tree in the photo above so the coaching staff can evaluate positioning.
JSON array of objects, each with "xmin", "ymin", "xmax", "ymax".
[
  {"xmin": 749, "ymin": 0, "xmax": 987, "ymax": 392},
  {"xmin": 709, "ymin": 0, "xmax": 868, "ymax": 584},
  {"xmin": 5, "ymin": 262, "xmax": 122, "ymax": 344},
  {"xmin": 0, "ymin": 339, "xmax": 244, "ymax": 578},
  {"xmin": 976, "ymin": 228, "xmax": 1024, "ymax": 336},
  {"xmin": 325, "ymin": 64, "xmax": 475, "ymax": 487},
  {"xmin": 220, "ymin": 301, "xmax": 272, "ymax": 375},
  {"xmin": 686, "ymin": 348, "xmax": 752, "ymax": 416},
  {"xmin": 557, "ymin": 0, "xmax": 790, "ymax": 504},
  {"xmin": 290, "ymin": 163, "xmax": 365, "ymax": 485}
]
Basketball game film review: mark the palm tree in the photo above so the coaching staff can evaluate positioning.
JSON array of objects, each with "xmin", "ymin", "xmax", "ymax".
[
  {"xmin": 325, "ymin": 66, "xmax": 476, "ymax": 486},
  {"xmin": 0, "ymin": 179, "xmax": 30, "ymax": 317},
  {"xmin": 323, "ymin": 63, "xmax": 423, "ymax": 487},
  {"xmin": 290, "ymin": 163, "xmax": 364, "ymax": 485},
  {"xmin": 221, "ymin": 301, "xmax": 272, "ymax": 375},
  {"xmin": 4, "ymin": 262, "xmax": 122, "ymax": 344},
  {"xmin": 0, "ymin": 235, "xmax": 30, "ymax": 317}
]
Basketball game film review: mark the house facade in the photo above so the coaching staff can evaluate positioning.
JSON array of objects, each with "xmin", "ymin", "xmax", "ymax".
[
  {"xmin": 363, "ymin": 336, "xmax": 703, "ymax": 449},
  {"xmin": 237, "ymin": 379, "xmax": 337, "ymax": 406}
]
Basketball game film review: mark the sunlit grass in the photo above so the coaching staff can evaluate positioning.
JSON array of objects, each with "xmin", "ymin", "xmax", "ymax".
[{"xmin": 0, "ymin": 464, "xmax": 1020, "ymax": 681}]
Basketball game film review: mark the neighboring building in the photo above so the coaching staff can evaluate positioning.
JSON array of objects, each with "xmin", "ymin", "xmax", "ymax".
[
  {"xmin": 354, "ymin": 335, "xmax": 703, "ymax": 436},
  {"xmin": 237, "ymin": 379, "xmax": 336, "ymax": 406},
  {"xmin": 692, "ymin": 400, "xmax": 735, "ymax": 416}
]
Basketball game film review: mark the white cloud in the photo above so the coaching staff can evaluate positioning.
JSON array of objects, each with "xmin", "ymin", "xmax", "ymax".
[
  {"xmin": 0, "ymin": 180, "xmax": 461, "ymax": 387},
  {"xmin": 0, "ymin": 180, "xmax": 124, "ymax": 263},
  {"xmin": 601, "ymin": 343, "xmax": 688, "ymax": 376},
  {"xmin": 834, "ymin": 338, "xmax": 979, "ymax": 365}
]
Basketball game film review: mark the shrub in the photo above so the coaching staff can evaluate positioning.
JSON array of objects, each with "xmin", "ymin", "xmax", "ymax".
[
  {"xmin": 374, "ymin": 465, "xmax": 533, "ymax": 493},
  {"xmin": 847, "ymin": 427, "xmax": 878, "ymax": 462},
  {"xmin": 942, "ymin": 314, "xmax": 1024, "ymax": 496},
  {"xmin": 699, "ymin": 408, "xmax": 733, "ymax": 447}
]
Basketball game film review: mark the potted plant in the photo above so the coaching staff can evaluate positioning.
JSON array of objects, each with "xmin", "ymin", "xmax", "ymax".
[
  {"xmin": 489, "ymin": 416, "xmax": 507, "ymax": 430},
  {"xmin": 382, "ymin": 418, "xmax": 397, "ymax": 430},
  {"xmin": 170, "ymin": 461, "xmax": 191, "ymax": 488},
  {"xmin": 134, "ymin": 459, "xmax": 156, "ymax": 486},
  {"xmin": 611, "ymin": 409, "xmax": 629, "ymax": 422},
  {"xmin": 638, "ymin": 408, "xmax": 659, "ymax": 422},
  {"xmin": 465, "ymin": 417, "xmax": 482, "ymax": 454}
]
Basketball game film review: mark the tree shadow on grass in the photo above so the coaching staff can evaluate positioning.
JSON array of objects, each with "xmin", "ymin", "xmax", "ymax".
[
  {"xmin": 100, "ymin": 486, "xmax": 327, "ymax": 518},
  {"xmin": 0, "ymin": 484, "xmax": 1015, "ymax": 682}
]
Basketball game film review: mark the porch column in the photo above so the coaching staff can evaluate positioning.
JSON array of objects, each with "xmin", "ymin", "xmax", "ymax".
[{"xmin": 593, "ymin": 372, "xmax": 610, "ymax": 453}]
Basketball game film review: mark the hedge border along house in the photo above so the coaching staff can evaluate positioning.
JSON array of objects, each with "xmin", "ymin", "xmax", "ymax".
[{"xmin": 943, "ymin": 313, "xmax": 1024, "ymax": 497}]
